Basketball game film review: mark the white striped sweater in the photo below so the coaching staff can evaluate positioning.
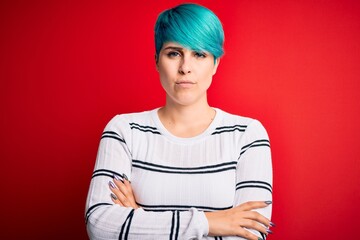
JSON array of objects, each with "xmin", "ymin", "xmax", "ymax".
[{"xmin": 85, "ymin": 108, "xmax": 273, "ymax": 240}]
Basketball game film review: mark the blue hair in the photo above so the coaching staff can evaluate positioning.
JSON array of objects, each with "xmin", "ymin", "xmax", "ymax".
[{"xmin": 154, "ymin": 3, "xmax": 224, "ymax": 61}]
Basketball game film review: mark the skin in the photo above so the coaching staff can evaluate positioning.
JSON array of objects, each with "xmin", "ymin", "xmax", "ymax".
[
  {"xmin": 156, "ymin": 42, "xmax": 220, "ymax": 138},
  {"xmin": 109, "ymin": 42, "xmax": 274, "ymax": 239}
]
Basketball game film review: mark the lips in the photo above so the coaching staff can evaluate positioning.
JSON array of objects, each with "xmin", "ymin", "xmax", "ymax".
[
  {"xmin": 176, "ymin": 80, "xmax": 195, "ymax": 84},
  {"xmin": 175, "ymin": 81, "xmax": 195, "ymax": 88}
]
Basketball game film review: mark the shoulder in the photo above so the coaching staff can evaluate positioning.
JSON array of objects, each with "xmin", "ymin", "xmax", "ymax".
[
  {"xmin": 215, "ymin": 108, "xmax": 266, "ymax": 130},
  {"xmin": 104, "ymin": 108, "xmax": 158, "ymax": 133},
  {"xmin": 214, "ymin": 108, "xmax": 269, "ymax": 139}
]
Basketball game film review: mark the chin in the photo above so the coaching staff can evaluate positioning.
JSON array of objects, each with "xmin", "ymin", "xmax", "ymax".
[
  {"xmin": 173, "ymin": 98, "xmax": 203, "ymax": 107},
  {"xmin": 167, "ymin": 92, "xmax": 206, "ymax": 107}
]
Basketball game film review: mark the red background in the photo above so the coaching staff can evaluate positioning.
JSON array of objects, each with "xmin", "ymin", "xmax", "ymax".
[{"xmin": 1, "ymin": 0, "xmax": 359, "ymax": 239}]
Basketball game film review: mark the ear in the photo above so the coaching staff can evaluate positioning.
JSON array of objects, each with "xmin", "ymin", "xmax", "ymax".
[
  {"xmin": 155, "ymin": 54, "xmax": 159, "ymax": 72},
  {"xmin": 212, "ymin": 58, "xmax": 220, "ymax": 75}
]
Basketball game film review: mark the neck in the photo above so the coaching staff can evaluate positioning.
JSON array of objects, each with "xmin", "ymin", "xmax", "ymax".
[{"xmin": 158, "ymin": 97, "xmax": 216, "ymax": 138}]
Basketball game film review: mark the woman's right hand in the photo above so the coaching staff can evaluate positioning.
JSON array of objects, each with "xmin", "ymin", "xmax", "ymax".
[
  {"xmin": 108, "ymin": 174, "xmax": 139, "ymax": 209},
  {"xmin": 204, "ymin": 201, "xmax": 273, "ymax": 240}
]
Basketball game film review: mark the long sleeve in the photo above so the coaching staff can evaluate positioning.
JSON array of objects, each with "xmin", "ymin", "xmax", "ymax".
[
  {"xmin": 85, "ymin": 115, "xmax": 209, "ymax": 240},
  {"xmin": 85, "ymin": 110, "xmax": 273, "ymax": 240},
  {"xmin": 221, "ymin": 120, "xmax": 273, "ymax": 240}
]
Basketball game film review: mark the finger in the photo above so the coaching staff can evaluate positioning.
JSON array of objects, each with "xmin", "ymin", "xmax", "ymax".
[
  {"xmin": 113, "ymin": 177, "xmax": 127, "ymax": 193},
  {"xmin": 113, "ymin": 174, "xmax": 131, "ymax": 195},
  {"xmin": 114, "ymin": 177, "xmax": 134, "ymax": 202},
  {"xmin": 235, "ymin": 227, "xmax": 263, "ymax": 240},
  {"xmin": 123, "ymin": 179, "xmax": 137, "ymax": 202},
  {"xmin": 110, "ymin": 193, "xmax": 124, "ymax": 206},
  {"xmin": 112, "ymin": 186, "xmax": 130, "ymax": 206},
  {"xmin": 238, "ymin": 219, "xmax": 269, "ymax": 237},
  {"xmin": 121, "ymin": 174, "xmax": 135, "ymax": 198},
  {"xmin": 237, "ymin": 201, "xmax": 271, "ymax": 212},
  {"xmin": 240, "ymin": 211, "xmax": 270, "ymax": 227},
  {"xmin": 123, "ymin": 178, "xmax": 133, "ymax": 193},
  {"xmin": 114, "ymin": 175, "xmax": 137, "ymax": 204},
  {"xmin": 114, "ymin": 188, "xmax": 133, "ymax": 207},
  {"xmin": 109, "ymin": 180, "xmax": 132, "ymax": 207},
  {"xmin": 113, "ymin": 175, "xmax": 139, "ymax": 209}
]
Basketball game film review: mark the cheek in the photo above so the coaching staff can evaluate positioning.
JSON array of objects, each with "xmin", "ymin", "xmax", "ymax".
[
  {"xmin": 196, "ymin": 60, "xmax": 216, "ymax": 74},
  {"xmin": 159, "ymin": 69, "xmax": 170, "ymax": 83},
  {"xmin": 159, "ymin": 69, "xmax": 174, "ymax": 90},
  {"xmin": 200, "ymin": 65, "xmax": 217, "ymax": 79},
  {"xmin": 159, "ymin": 75, "xmax": 167, "ymax": 86},
  {"xmin": 159, "ymin": 64, "xmax": 178, "ymax": 81}
]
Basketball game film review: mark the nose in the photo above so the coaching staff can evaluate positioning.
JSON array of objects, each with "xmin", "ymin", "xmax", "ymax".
[{"xmin": 178, "ymin": 55, "xmax": 192, "ymax": 74}]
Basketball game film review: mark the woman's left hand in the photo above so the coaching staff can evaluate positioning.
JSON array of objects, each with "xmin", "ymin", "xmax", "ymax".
[{"xmin": 108, "ymin": 174, "xmax": 139, "ymax": 209}]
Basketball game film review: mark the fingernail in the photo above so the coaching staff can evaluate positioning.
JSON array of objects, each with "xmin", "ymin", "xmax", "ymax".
[
  {"xmin": 114, "ymin": 174, "xmax": 123, "ymax": 183},
  {"xmin": 108, "ymin": 181, "xmax": 116, "ymax": 189},
  {"xmin": 123, "ymin": 173, "xmax": 129, "ymax": 181},
  {"xmin": 110, "ymin": 193, "xmax": 117, "ymax": 201},
  {"xmin": 270, "ymin": 221, "xmax": 276, "ymax": 227},
  {"xmin": 264, "ymin": 200, "xmax": 272, "ymax": 205},
  {"xmin": 266, "ymin": 228, "xmax": 273, "ymax": 234}
]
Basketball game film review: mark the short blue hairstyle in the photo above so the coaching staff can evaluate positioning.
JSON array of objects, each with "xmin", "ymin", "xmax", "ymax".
[{"xmin": 154, "ymin": 3, "xmax": 224, "ymax": 61}]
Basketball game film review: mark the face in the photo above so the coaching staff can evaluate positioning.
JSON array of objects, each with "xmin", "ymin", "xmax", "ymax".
[{"xmin": 156, "ymin": 42, "xmax": 220, "ymax": 107}]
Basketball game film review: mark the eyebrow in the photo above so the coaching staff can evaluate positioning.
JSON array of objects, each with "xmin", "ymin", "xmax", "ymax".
[
  {"xmin": 162, "ymin": 46, "xmax": 183, "ymax": 51},
  {"xmin": 162, "ymin": 46, "xmax": 208, "ymax": 54}
]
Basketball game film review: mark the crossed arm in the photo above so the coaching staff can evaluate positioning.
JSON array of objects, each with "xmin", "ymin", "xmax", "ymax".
[
  {"xmin": 109, "ymin": 175, "xmax": 274, "ymax": 240},
  {"xmin": 86, "ymin": 116, "xmax": 274, "ymax": 240}
]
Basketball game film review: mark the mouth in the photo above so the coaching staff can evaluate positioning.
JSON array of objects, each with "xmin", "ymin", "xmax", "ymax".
[
  {"xmin": 175, "ymin": 81, "xmax": 195, "ymax": 88},
  {"xmin": 176, "ymin": 80, "xmax": 195, "ymax": 84}
]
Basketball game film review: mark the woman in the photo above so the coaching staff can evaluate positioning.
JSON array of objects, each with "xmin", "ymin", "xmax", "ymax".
[{"xmin": 85, "ymin": 3, "xmax": 273, "ymax": 240}]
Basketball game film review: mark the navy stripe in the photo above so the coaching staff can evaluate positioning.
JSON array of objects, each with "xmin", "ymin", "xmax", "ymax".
[
  {"xmin": 239, "ymin": 144, "xmax": 270, "ymax": 158},
  {"xmin": 119, "ymin": 209, "xmax": 135, "ymax": 240},
  {"xmin": 103, "ymin": 131, "xmax": 120, "ymax": 135},
  {"xmin": 101, "ymin": 131, "xmax": 126, "ymax": 143},
  {"xmin": 92, "ymin": 169, "xmax": 122, "ymax": 178},
  {"xmin": 91, "ymin": 173, "xmax": 113, "ymax": 179},
  {"xmin": 236, "ymin": 180, "xmax": 272, "ymax": 189},
  {"xmin": 129, "ymin": 122, "xmax": 157, "ymax": 130},
  {"xmin": 130, "ymin": 125, "xmax": 161, "ymax": 135},
  {"xmin": 260, "ymin": 231, "xmax": 266, "ymax": 239},
  {"xmin": 242, "ymin": 139, "xmax": 270, "ymax": 150},
  {"xmin": 124, "ymin": 210, "xmax": 135, "ymax": 240},
  {"xmin": 101, "ymin": 135, "xmax": 126, "ymax": 143},
  {"xmin": 212, "ymin": 128, "xmax": 246, "ymax": 135},
  {"xmin": 132, "ymin": 164, "xmax": 236, "ymax": 174},
  {"xmin": 214, "ymin": 125, "xmax": 247, "ymax": 130},
  {"xmin": 102, "ymin": 131, "xmax": 122, "ymax": 138},
  {"xmin": 85, "ymin": 203, "xmax": 111, "ymax": 224},
  {"xmin": 239, "ymin": 140, "xmax": 270, "ymax": 158},
  {"xmin": 137, "ymin": 203, "xmax": 232, "ymax": 212},
  {"xmin": 175, "ymin": 211, "xmax": 180, "ymax": 240},
  {"xmin": 129, "ymin": 122, "xmax": 161, "ymax": 134},
  {"xmin": 132, "ymin": 159, "xmax": 237, "ymax": 171},
  {"xmin": 138, "ymin": 209, "xmax": 188, "ymax": 212},
  {"xmin": 236, "ymin": 185, "xmax": 273, "ymax": 193},
  {"xmin": 170, "ymin": 211, "xmax": 175, "ymax": 240}
]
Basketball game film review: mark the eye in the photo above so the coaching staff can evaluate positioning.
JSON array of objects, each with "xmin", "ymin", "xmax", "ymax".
[
  {"xmin": 194, "ymin": 51, "xmax": 206, "ymax": 58},
  {"xmin": 167, "ymin": 51, "xmax": 181, "ymax": 57}
]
